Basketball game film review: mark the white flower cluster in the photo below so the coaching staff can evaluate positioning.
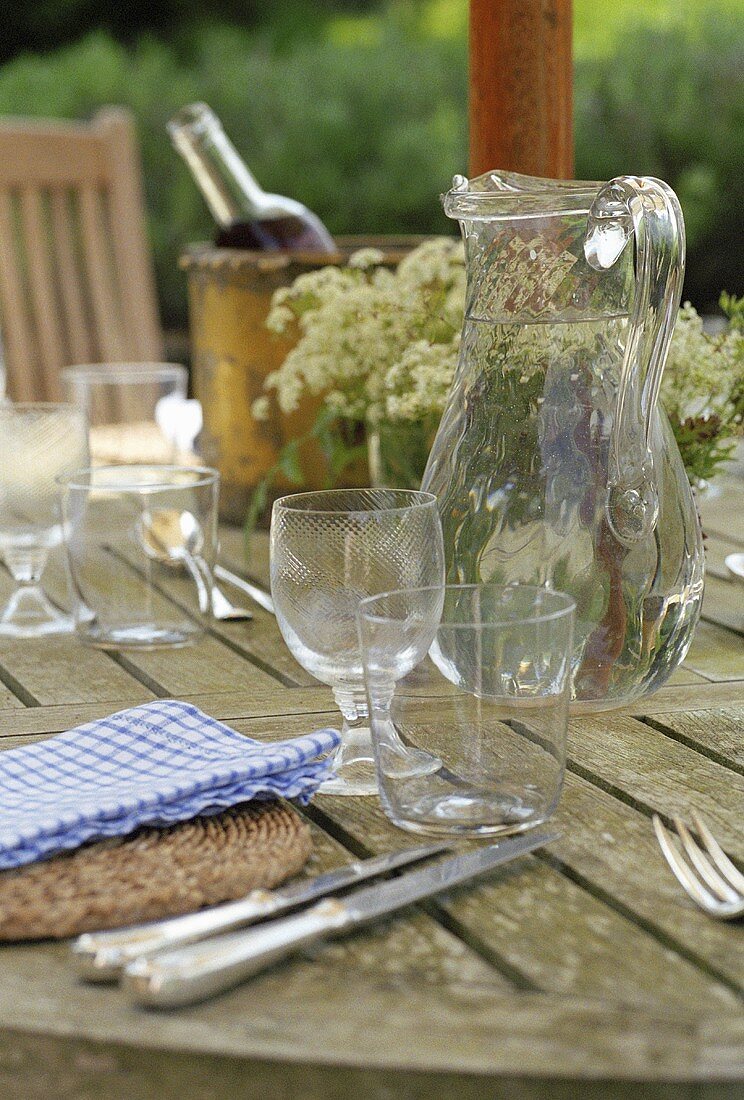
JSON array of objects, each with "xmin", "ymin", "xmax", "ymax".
[
  {"xmin": 660, "ymin": 302, "xmax": 743, "ymax": 427},
  {"xmin": 255, "ymin": 237, "xmax": 465, "ymax": 426},
  {"xmin": 255, "ymin": 239, "xmax": 742, "ymax": 454}
]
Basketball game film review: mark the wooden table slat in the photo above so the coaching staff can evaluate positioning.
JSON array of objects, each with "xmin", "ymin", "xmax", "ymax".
[
  {"xmin": 311, "ymin": 790, "xmax": 742, "ymax": 1010},
  {"xmin": 684, "ymin": 620, "xmax": 744, "ymax": 682},
  {"xmin": 644, "ymin": 706, "xmax": 744, "ymax": 771},
  {"xmin": 0, "ymin": 634, "xmax": 154, "ymax": 708},
  {"xmin": 566, "ymin": 712, "xmax": 744, "ymax": 856}
]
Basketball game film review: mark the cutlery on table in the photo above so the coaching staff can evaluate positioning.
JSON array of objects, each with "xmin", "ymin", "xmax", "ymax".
[
  {"xmin": 72, "ymin": 842, "xmax": 449, "ymax": 981},
  {"xmin": 138, "ymin": 509, "xmax": 253, "ymax": 621},
  {"xmin": 724, "ymin": 553, "xmax": 744, "ymax": 583},
  {"xmin": 209, "ymin": 584, "xmax": 253, "ymax": 622},
  {"xmin": 652, "ymin": 812, "xmax": 744, "ymax": 921},
  {"xmin": 214, "ymin": 564, "xmax": 275, "ymax": 615},
  {"xmin": 123, "ymin": 830, "xmax": 557, "ymax": 1008}
]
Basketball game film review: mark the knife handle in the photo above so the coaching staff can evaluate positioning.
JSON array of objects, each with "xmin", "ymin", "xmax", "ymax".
[
  {"xmin": 72, "ymin": 889, "xmax": 280, "ymax": 981},
  {"xmin": 123, "ymin": 898, "xmax": 351, "ymax": 1008}
]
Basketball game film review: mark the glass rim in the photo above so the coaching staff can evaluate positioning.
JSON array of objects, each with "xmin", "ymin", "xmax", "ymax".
[
  {"xmin": 56, "ymin": 464, "xmax": 219, "ymax": 492},
  {"xmin": 358, "ymin": 583, "xmax": 576, "ymax": 628},
  {"xmin": 61, "ymin": 362, "xmax": 187, "ymax": 385},
  {"xmin": 273, "ymin": 487, "xmax": 438, "ymax": 516}
]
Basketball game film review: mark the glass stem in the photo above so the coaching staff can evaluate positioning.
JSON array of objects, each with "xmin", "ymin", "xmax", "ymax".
[
  {"xmin": 332, "ymin": 686, "xmax": 374, "ymax": 764},
  {"xmin": 4, "ymin": 546, "xmax": 48, "ymax": 587},
  {"xmin": 0, "ymin": 545, "xmax": 74, "ymax": 636}
]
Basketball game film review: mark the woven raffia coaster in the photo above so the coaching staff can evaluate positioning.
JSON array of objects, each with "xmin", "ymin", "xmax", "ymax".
[{"xmin": 0, "ymin": 802, "xmax": 312, "ymax": 941}]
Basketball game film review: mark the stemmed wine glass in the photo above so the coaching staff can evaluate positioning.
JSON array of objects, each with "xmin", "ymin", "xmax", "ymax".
[
  {"xmin": 270, "ymin": 488, "xmax": 445, "ymax": 795},
  {"xmin": 0, "ymin": 403, "xmax": 89, "ymax": 637}
]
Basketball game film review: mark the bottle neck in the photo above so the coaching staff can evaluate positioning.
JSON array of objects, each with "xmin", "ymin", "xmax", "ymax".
[{"xmin": 168, "ymin": 105, "xmax": 272, "ymax": 227}]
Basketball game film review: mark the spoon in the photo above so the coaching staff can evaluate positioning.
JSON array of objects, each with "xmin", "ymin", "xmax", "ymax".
[
  {"xmin": 725, "ymin": 553, "xmax": 744, "ymax": 583},
  {"xmin": 139, "ymin": 510, "xmax": 253, "ymax": 622}
]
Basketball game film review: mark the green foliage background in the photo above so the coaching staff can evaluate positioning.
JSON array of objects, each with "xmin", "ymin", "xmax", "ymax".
[{"xmin": 0, "ymin": 0, "xmax": 740, "ymax": 327}]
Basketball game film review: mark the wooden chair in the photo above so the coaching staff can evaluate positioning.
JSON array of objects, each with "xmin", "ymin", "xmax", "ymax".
[{"xmin": 0, "ymin": 107, "xmax": 163, "ymax": 401}]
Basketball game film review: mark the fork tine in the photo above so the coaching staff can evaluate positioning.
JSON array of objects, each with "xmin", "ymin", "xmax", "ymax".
[
  {"xmin": 652, "ymin": 815, "xmax": 721, "ymax": 911},
  {"xmin": 673, "ymin": 817, "xmax": 741, "ymax": 904},
  {"xmin": 691, "ymin": 811, "xmax": 744, "ymax": 897}
]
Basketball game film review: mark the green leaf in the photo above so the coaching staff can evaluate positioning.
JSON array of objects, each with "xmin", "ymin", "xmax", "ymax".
[
  {"xmin": 244, "ymin": 477, "xmax": 270, "ymax": 543},
  {"xmin": 277, "ymin": 440, "xmax": 304, "ymax": 485}
]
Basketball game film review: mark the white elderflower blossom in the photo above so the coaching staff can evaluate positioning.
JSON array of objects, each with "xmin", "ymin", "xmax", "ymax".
[
  {"xmin": 348, "ymin": 247, "xmax": 385, "ymax": 269},
  {"xmin": 255, "ymin": 239, "xmax": 739, "ymax": 490},
  {"xmin": 251, "ymin": 395, "xmax": 271, "ymax": 421},
  {"xmin": 660, "ymin": 299, "xmax": 744, "ymax": 483},
  {"xmin": 661, "ymin": 302, "xmax": 742, "ymax": 422},
  {"xmin": 259, "ymin": 237, "xmax": 465, "ymax": 428},
  {"xmin": 265, "ymin": 304, "xmax": 295, "ymax": 335},
  {"xmin": 386, "ymin": 339, "xmax": 459, "ymax": 422}
]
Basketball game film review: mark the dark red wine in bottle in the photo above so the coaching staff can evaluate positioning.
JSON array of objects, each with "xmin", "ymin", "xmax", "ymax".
[
  {"xmin": 168, "ymin": 103, "xmax": 336, "ymax": 253},
  {"xmin": 214, "ymin": 213, "xmax": 332, "ymax": 251}
]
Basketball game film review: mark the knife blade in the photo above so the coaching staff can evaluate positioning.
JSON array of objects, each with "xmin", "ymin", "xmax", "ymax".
[
  {"xmin": 214, "ymin": 565, "xmax": 275, "ymax": 614},
  {"xmin": 72, "ymin": 842, "xmax": 449, "ymax": 981},
  {"xmin": 123, "ymin": 830, "xmax": 557, "ymax": 1008}
]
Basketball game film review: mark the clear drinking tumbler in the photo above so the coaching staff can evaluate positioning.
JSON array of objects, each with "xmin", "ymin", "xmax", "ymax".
[
  {"xmin": 59, "ymin": 465, "xmax": 218, "ymax": 648},
  {"xmin": 359, "ymin": 584, "xmax": 575, "ymax": 835}
]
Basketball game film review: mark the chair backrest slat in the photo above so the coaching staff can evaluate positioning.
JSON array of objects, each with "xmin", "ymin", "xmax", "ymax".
[
  {"xmin": 98, "ymin": 110, "xmax": 162, "ymax": 363},
  {"xmin": 0, "ymin": 125, "xmax": 107, "ymax": 188},
  {"xmin": 0, "ymin": 191, "xmax": 39, "ymax": 401},
  {"xmin": 78, "ymin": 182, "xmax": 126, "ymax": 363},
  {"xmin": 0, "ymin": 109, "xmax": 163, "ymax": 401},
  {"xmin": 20, "ymin": 186, "xmax": 66, "ymax": 400},
  {"xmin": 49, "ymin": 187, "xmax": 93, "ymax": 365}
]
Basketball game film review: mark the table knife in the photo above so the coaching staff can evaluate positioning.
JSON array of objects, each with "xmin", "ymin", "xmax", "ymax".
[
  {"xmin": 72, "ymin": 842, "xmax": 449, "ymax": 982},
  {"xmin": 123, "ymin": 830, "xmax": 557, "ymax": 1008},
  {"xmin": 214, "ymin": 565, "xmax": 275, "ymax": 614}
]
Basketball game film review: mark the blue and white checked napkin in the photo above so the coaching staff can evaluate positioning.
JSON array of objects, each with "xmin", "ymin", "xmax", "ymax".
[{"xmin": 0, "ymin": 701, "xmax": 340, "ymax": 870}]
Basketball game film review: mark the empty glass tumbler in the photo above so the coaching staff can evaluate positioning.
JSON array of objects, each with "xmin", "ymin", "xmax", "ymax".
[
  {"xmin": 0, "ymin": 402, "xmax": 89, "ymax": 637},
  {"xmin": 62, "ymin": 363, "xmax": 193, "ymax": 465},
  {"xmin": 59, "ymin": 465, "xmax": 218, "ymax": 648},
  {"xmin": 358, "ymin": 585, "xmax": 575, "ymax": 835},
  {"xmin": 270, "ymin": 489, "xmax": 445, "ymax": 796}
]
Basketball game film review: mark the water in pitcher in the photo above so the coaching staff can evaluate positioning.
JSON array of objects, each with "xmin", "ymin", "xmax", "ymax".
[{"xmin": 426, "ymin": 311, "xmax": 704, "ymax": 708}]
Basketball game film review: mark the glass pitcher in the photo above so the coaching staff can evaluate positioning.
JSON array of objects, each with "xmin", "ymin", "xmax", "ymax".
[{"xmin": 422, "ymin": 170, "xmax": 704, "ymax": 710}]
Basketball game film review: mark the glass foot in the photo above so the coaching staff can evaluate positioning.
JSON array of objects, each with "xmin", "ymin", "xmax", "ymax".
[
  {"xmin": 375, "ymin": 716, "xmax": 443, "ymax": 779},
  {"xmin": 319, "ymin": 765, "xmax": 379, "ymax": 797},
  {"xmin": 0, "ymin": 586, "xmax": 74, "ymax": 638},
  {"xmin": 385, "ymin": 790, "xmax": 550, "ymax": 838},
  {"xmin": 319, "ymin": 725, "xmax": 378, "ymax": 796},
  {"xmin": 81, "ymin": 623, "xmax": 201, "ymax": 650},
  {"xmin": 318, "ymin": 719, "xmax": 444, "ymax": 796}
]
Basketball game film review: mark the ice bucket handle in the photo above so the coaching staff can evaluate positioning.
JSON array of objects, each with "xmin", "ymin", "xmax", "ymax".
[{"xmin": 584, "ymin": 176, "xmax": 685, "ymax": 544}]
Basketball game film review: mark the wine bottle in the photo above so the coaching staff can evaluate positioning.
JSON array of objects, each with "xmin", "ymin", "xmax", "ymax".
[{"xmin": 168, "ymin": 103, "xmax": 336, "ymax": 252}]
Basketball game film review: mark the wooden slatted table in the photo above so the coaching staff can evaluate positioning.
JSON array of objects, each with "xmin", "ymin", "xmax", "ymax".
[{"xmin": 0, "ymin": 479, "xmax": 741, "ymax": 1099}]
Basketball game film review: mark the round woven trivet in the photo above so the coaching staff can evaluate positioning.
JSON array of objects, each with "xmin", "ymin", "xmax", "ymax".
[{"xmin": 0, "ymin": 802, "xmax": 312, "ymax": 941}]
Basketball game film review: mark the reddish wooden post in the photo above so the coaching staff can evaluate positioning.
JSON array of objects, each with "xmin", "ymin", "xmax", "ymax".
[{"xmin": 469, "ymin": 0, "xmax": 573, "ymax": 178}]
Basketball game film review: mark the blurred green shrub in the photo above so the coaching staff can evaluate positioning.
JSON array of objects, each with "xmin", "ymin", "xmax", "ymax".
[
  {"xmin": 0, "ymin": 0, "xmax": 378, "ymax": 63},
  {"xmin": 575, "ymin": 15, "xmax": 743, "ymax": 310},
  {"xmin": 0, "ymin": 10, "xmax": 739, "ymax": 326},
  {"xmin": 0, "ymin": 27, "xmax": 466, "ymax": 325}
]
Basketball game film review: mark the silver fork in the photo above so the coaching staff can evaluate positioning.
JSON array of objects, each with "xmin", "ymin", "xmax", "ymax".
[{"xmin": 652, "ymin": 811, "xmax": 744, "ymax": 921}]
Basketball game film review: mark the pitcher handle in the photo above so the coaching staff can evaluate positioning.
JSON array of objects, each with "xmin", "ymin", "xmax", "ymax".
[{"xmin": 584, "ymin": 176, "xmax": 685, "ymax": 544}]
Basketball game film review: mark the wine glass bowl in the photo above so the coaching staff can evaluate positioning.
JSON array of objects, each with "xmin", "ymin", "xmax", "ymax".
[
  {"xmin": 0, "ymin": 403, "xmax": 89, "ymax": 637},
  {"xmin": 270, "ymin": 489, "xmax": 445, "ymax": 795}
]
